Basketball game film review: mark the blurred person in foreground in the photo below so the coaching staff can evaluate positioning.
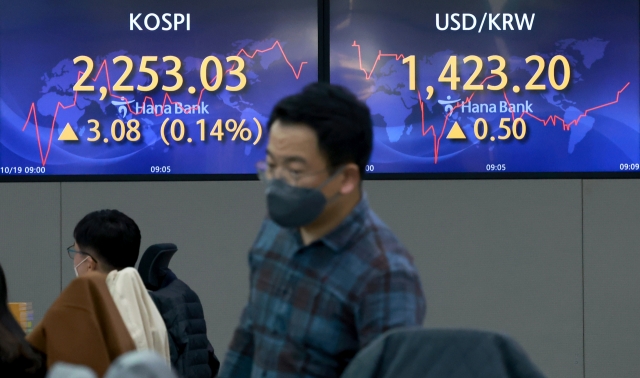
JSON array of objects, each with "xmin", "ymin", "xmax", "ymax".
[
  {"xmin": 46, "ymin": 350, "xmax": 178, "ymax": 378},
  {"xmin": 0, "ymin": 263, "xmax": 46, "ymax": 377},
  {"xmin": 46, "ymin": 363, "xmax": 97, "ymax": 378},
  {"xmin": 104, "ymin": 350, "xmax": 178, "ymax": 378},
  {"xmin": 220, "ymin": 83, "xmax": 426, "ymax": 378}
]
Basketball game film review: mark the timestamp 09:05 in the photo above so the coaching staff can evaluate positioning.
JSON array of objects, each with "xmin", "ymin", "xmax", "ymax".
[
  {"xmin": 150, "ymin": 166, "xmax": 171, "ymax": 173},
  {"xmin": 486, "ymin": 164, "xmax": 506, "ymax": 171}
]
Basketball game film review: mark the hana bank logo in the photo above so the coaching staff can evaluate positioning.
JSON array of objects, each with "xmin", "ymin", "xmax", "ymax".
[
  {"xmin": 111, "ymin": 99, "xmax": 134, "ymax": 118},
  {"xmin": 112, "ymin": 100, "xmax": 210, "ymax": 115},
  {"xmin": 437, "ymin": 96, "xmax": 461, "ymax": 113}
]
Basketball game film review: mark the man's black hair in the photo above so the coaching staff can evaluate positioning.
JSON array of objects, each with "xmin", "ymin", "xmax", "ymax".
[
  {"xmin": 73, "ymin": 209, "xmax": 141, "ymax": 270},
  {"xmin": 267, "ymin": 82, "xmax": 373, "ymax": 177}
]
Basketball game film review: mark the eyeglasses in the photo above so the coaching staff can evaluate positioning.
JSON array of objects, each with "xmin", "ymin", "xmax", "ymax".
[
  {"xmin": 256, "ymin": 160, "xmax": 331, "ymax": 186},
  {"xmin": 67, "ymin": 245, "xmax": 91, "ymax": 260}
]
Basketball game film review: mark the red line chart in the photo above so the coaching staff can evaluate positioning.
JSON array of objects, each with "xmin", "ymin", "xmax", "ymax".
[
  {"xmin": 352, "ymin": 41, "xmax": 630, "ymax": 163},
  {"xmin": 21, "ymin": 40, "xmax": 307, "ymax": 166}
]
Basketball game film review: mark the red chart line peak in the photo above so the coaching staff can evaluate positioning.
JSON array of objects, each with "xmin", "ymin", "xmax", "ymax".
[
  {"xmin": 351, "ymin": 44, "xmax": 630, "ymax": 164},
  {"xmin": 21, "ymin": 40, "xmax": 308, "ymax": 166}
]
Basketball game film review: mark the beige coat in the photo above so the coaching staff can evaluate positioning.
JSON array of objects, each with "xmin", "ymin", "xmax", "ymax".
[{"xmin": 106, "ymin": 268, "xmax": 170, "ymax": 363}]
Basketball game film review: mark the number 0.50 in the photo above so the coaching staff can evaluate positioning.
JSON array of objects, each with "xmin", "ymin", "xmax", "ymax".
[{"xmin": 474, "ymin": 118, "xmax": 527, "ymax": 140}]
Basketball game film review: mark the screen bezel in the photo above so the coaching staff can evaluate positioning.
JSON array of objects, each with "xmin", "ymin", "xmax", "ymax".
[{"xmin": 1, "ymin": 0, "xmax": 638, "ymax": 182}]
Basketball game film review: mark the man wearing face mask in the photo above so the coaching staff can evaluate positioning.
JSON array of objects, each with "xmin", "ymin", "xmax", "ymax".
[
  {"xmin": 67, "ymin": 210, "xmax": 170, "ymax": 361},
  {"xmin": 220, "ymin": 83, "xmax": 426, "ymax": 378},
  {"xmin": 27, "ymin": 210, "xmax": 142, "ymax": 375},
  {"xmin": 28, "ymin": 210, "xmax": 171, "ymax": 374},
  {"xmin": 67, "ymin": 209, "xmax": 141, "ymax": 278}
]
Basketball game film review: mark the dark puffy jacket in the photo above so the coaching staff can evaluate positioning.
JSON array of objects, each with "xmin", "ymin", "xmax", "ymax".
[{"xmin": 149, "ymin": 270, "xmax": 220, "ymax": 378}]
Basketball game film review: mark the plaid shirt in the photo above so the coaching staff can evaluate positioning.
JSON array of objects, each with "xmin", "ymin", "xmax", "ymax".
[{"xmin": 219, "ymin": 195, "xmax": 426, "ymax": 378}]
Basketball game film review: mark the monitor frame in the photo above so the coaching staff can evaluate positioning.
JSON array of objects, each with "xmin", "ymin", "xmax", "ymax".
[{"xmin": 1, "ymin": 0, "xmax": 638, "ymax": 182}]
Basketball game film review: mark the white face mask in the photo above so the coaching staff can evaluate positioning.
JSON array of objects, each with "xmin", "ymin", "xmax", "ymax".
[{"xmin": 74, "ymin": 256, "xmax": 90, "ymax": 277}]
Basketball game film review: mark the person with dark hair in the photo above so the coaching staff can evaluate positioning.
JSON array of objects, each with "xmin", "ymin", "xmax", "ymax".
[
  {"xmin": 70, "ymin": 209, "xmax": 141, "ymax": 275},
  {"xmin": 220, "ymin": 83, "xmax": 426, "ymax": 378},
  {"xmin": 66, "ymin": 209, "xmax": 170, "ymax": 363},
  {"xmin": 0, "ymin": 263, "xmax": 46, "ymax": 377}
]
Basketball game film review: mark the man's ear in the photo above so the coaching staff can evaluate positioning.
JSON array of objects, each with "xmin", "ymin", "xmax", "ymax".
[
  {"xmin": 339, "ymin": 163, "xmax": 361, "ymax": 195},
  {"xmin": 86, "ymin": 257, "xmax": 98, "ymax": 272}
]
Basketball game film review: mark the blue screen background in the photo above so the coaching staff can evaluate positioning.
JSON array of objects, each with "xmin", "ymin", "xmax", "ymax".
[
  {"xmin": 0, "ymin": 0, "xmax": 318, "ymax": 176},
  {"xmin": 330, "ymin": 0, "xmax": 639, "ymax": 174}
]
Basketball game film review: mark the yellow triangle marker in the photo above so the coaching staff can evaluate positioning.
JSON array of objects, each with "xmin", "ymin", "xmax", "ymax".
[
  {"xmin": 58, "ymin": 123, "xmax": 79, "ymax": 141},
  {"xmin": 446, "ymin": 121, "xmax": 467, "ymax": 140}
]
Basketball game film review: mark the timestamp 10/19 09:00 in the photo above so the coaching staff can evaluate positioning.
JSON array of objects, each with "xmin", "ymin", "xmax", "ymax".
[{"xmin": 0, "ymin": 167, "xmax": 46, "ymax": 175}]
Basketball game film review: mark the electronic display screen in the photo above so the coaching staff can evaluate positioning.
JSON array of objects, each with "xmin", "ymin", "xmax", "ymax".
[
  {"xmin": 330, "ymin": 0, "xmax": 639, "ymax": 175},
  {"xmin": 0, "ymin": 0, "xmax": 317, "ymax": 178}
]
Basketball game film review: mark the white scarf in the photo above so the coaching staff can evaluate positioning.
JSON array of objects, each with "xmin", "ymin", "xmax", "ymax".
[{"xmin": 106, "ymin": 268, "xmax": 170, "ymax": 363}]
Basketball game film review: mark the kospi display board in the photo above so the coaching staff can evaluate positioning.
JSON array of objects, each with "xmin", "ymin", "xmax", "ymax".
[
  {"xmin": 2, "ymin": 0, "xmax": 639, "ymax": 180},
  {"xmin": 0, "ymin": 0, "xmax": 317, "ymax": 178},
  {"xmin": 330, "ymin": 0, "xmax": 639, "ymax": 176}
]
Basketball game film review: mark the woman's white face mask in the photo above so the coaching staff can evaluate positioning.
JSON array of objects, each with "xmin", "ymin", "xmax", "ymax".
[{"xmin": 74, "ymin": 256, "xmax": 90, "ymax": 277}]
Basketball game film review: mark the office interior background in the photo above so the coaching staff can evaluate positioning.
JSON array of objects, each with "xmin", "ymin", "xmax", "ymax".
[
  {"xmin": 1, "ymin": 0, "xmax": 639, "ymax": 377},
  {"xmin": 1, "ymin": 179, "xmax": 639, "ymax": 378}
]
